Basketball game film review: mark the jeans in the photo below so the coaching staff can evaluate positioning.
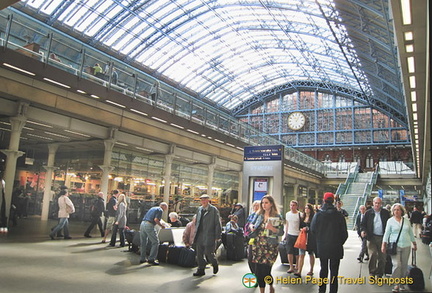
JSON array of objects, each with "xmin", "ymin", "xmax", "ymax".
[
  {"xmin": 319, "ymin": 258, "xmax": 340, "ymax": 293},
  {"xmin": 140, "ymin": 221, "xmax": 159, "ymax": 262},
  {"xmin": 50, "ymin": 217, "xmax": 69, "ymax": 238}
]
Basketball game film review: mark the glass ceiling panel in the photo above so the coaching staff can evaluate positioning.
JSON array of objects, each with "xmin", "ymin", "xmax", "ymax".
[{"xmin": 15, "ymin": 0, "xmax": 401, "ymax": 115}]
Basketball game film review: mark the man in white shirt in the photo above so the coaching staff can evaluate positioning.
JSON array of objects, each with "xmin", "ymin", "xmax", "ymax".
[{"xmin": 284, "ymin": 200, "xmax": 302, "ymax": 274}]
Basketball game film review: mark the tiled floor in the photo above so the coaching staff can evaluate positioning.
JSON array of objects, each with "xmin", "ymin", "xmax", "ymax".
[{"xmin": 0, "ymin": 217, "xmax": 431, "ymax": 293}]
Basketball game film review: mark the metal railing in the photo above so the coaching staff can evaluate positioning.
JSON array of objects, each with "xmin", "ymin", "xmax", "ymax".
[{"xmin": 0, "ymin": 8, "xmax": 326, "ymax": 175}]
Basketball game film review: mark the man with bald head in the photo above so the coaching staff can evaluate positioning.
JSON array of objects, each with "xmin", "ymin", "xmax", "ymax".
[
  {"xmin": 84, "ymin": 192, "xmax": 105, "ymax": 238},
  {"xmin": 360, "ymin": 197, "xmax": 390, "ymax": 277}
]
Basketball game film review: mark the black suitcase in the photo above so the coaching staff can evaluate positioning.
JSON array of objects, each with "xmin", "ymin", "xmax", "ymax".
[
  {"xmin": 167, "ymin": 246, "xmax": 182, "ymax": 264},
  {"xmin": 385, "ymin": 253, "xmax": 393, "ymax": 275},
  {"xmin": 407, "ymin": 249, "xmax": 425, "ymax": 291},
  {"xmin": 157, "ymin": 243, "xmax": 169, "ymax": 263},
  {"xmin": 178, "ymin": 247, "xmax": 197, "ymax": 267},
  {"xmin": 279, "ymin": 240, "xmax": 288, "ymax": 264},
  {"xmin": 226, "ymin": 232, "xmax": 245, "ymax": 261}
]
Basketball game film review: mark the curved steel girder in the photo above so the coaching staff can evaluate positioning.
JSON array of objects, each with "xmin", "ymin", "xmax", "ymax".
[{"xmin": 231, "ymin": 80, "xmax": 407, "ymax": 127}]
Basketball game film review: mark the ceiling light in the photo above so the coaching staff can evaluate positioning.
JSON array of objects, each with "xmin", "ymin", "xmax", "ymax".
[
  {"xmin": 64, "ymin": 130, "xmax": 90, "ymax": 137},
  {"xmin": 404, "ymin": 32, "xmax": 413, "ymax": 41},
  {"xmin": 400, "ymin": 0, "xmax": 412, "ymax": 25},
  {"xmin": 130, "ymin": 109, "xmax": 148, "ymax": 116},
  {"xmin": 115, "ymin": 142, "xmax": 128, "ymax": 146},
  {"xmin": 405, "ymin": 44, "xmax": 414, "ymax": 53},
  {"xmin": 410, "ymin": 91, "xmax": 417, "ymax": 102},
  {"xmin": 151, "ymin": 116, "xmax": 167, "ymax": 123},
  {"xmin": 77, "ymin": 89, "xmax": 86, "ymax": 94},
  {"xmin": 170, "ymin": 123, "xmax": 184, "ymax": 129},
  {"xmin": 187, "ymin": 129, "xmax": 199, "ymax": 134},
  {"xmin": 215, "ymin": 139, "xmax": 224, "ymax": 143},
  {"xmin": 27, "ymin": 133, "xmax": 53, "ymax": 140},
  {"xmin": 411, "ymin": 103, "xmax": 417, "ymax": 112},
  {"xmin": 44, "ymin": 131, "xmax": 70, "ymax": 139},
  {"xmin": 90, "ymin": 94, "xmax": 100, "ymax": 99},
  {"xmin": 106, "ymin": 100, "xmax": 126, "ymax": 108},
  {"xmin": 43, "ymin": 78, "xmax": 70, "ymax": 88},
  {"xmin": 27, "ymin": 120, "xmax": 53, "ymax": 128},
  {"xmin": 409, "ymin": 76, "xmax": 416, "ymax": 88},
  {"xmin": 407, "ymin": 57, "xmax": 415, "ymax": 73},
  {"xmin": 2, "ymin": 63, "xmax": 35, "ymax": 75},
  {"xmin": 413, "ymin": 113, "xmax": 417, "ymax": 120}
]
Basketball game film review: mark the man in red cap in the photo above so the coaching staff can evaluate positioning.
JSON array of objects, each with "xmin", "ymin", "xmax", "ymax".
[{"xmin": 311, "ymin": 192, "xmax": 348, "ymax": 293}]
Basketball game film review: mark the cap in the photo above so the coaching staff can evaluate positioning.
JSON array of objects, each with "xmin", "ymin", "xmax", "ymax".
[
  {"xmin": 235, "ymin": 203, "xmax": 243, "ymax": 207},
  {"xmin": 323, "ymin": 192, "xmax": 335, "ymax": 201},
  {"xmin": 200, "ymin": 194, "xmax": 210, "ymax": 199}
]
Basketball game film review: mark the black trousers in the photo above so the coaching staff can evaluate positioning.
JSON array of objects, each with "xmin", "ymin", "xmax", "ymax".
[
  {"xmin": 84, "ymin": 215, "xmax": 104, "ymax": 236},
  {"xmin": 254, "ymin": 262, "xmax": 273, "ymax": 288},
  {"xmin": 319, "ymin": 258, "xmax": 340, "ymax": 293}
]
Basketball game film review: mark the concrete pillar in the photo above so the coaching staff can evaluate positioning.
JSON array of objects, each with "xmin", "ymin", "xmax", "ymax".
[
  {"xmin": 99, "ymin": 136, "xmax": 116, "ymax": 204},
  {"xmin": 163, "ymin": 150, "xmax": 174, "ymax": 221},
  {"xmin": 1, "ymin": 112, "xmax": 27, "ymax": 226},
  {"xmin": 293, "ymin": 183, "xmax": 299, "ymax": 201},
  {"xmin": 41, "ymin": 144, "xmax": 59, "ymax": 221},
  {"xmin": 207, "ymin": 157, "xmax": 216, "ymax": 198}
]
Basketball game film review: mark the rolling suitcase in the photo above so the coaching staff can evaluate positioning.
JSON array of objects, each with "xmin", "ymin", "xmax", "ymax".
[
  {"xmin": 167, "ymin": 246, "xmax": 182, "ymax": 264},
  {"xmin": 157, "ymin": 243, "xmax": 169, "ymax": 263},
  {"xmin": 178, "ymin": 247, "xmax": 197, "ymax": 267},
  {"xmin": 226, "ymin": 232, "xmax": 245, "ymax": 261},
  {"xmin": 407, "ymin": 249, "xmax": 425, "ymax": 291},
  {"xmin": 279, "ymin": 240, "xmax": 288, "ymax": 264}
]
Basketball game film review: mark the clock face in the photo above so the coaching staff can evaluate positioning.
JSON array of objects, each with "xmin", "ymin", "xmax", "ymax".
[{"xmin": 287, "ymin": 112, "xmax": 306, "ymax": 130}]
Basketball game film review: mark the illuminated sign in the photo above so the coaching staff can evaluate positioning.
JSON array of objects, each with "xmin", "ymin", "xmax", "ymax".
[{"xmin": 244, "ymin": 145, "xmax": 284, "ymax": 161}]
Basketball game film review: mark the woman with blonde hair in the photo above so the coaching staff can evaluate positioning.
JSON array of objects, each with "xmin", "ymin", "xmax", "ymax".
[
  {"xmin": 109, "ymin": 194, "xmax": 127, "ymax": 247},
  {"xmin": 381, "ymin": 203, "xmax": 417, "ymax": 293}
]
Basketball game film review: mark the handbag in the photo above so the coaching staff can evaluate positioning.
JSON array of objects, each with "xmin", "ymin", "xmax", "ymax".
[
  {"xmin": 64, "ymin": 197, "xmax": 74, "ymax": 214},
  {"xmin": 294, "ymin": 228, "xmax": 307, "ymax": 250},
  {"xmin": 387, "ymin": 218, "xmax": 404, "ymax": 255}
]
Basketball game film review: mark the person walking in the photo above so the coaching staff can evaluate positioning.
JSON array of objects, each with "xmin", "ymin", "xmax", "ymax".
[
  {"xmin": 360, "ymin": 196, "xmax": 390, "ymax": 277},
  {"xmin": 192, "ymin": 194, "xmax": 222, "ymax": 277},
  {"xmin": 245, "ymin": 200, "xmax": 261, "ymax": 274},
  {"xmin": 284, "ymin": 200, "xmax": 302, "ymax": 274},
  {"xmin": 310, "ymin": 192, "xmax": 348, "ymax": 293},
  {"xmin": 382, "ymin": 203, "xmax": 417, "ymax": 293},
  {"xmin": 355, "ymin": 205, "xmax": 369, "ymax": 262},
  {"xmin": 296, "ymin": 203, "xmax": 317, "ymax": 277},
  {"xmin": 139, "ymin": 202, "xmax": 168, "ymax": 265},
  {"xmin": 102, "ymin": 190, "xmax": 118, "ymax": 243},
  {"xmin": 84, "ymin": 192, "xmax": 105, "ymax": 238},
  {"xmin": 49, "ymin": 189, "xmax": 75, "ymax": 240},
  {"xmin": 109, "ymin": 194, "xmax": 128, "ymax": 247},
  {"xmin": 250, "ymin": 195, "xmax": 284, "ymax": 293},
  {"xmin": 410, "ymin": 206, "xmax": 423, "ymax": 238}
]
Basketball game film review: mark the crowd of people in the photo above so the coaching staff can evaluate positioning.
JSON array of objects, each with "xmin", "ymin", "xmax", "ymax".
[{"xmin": 45, "ymin": 187, "xmax": 431, "ymax": 293}]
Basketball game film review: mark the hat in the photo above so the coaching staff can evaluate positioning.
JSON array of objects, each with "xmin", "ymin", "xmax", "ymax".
[
  {"xmin": 323, "ymin": 192, "xmax": 335, "ymax": 202},
  {"xmin": 200, "ymin": 194, "xmax": 210, "ymax": 199},
  {"xmin": 235, "ymin": 203, "xmax": 243, "ymax": 207}
]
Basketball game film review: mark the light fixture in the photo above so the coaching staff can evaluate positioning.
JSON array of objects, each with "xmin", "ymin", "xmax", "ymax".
[
  {"xmin": 2, "ymin": 63, "xmax": 35, "ymax": 76},
  {"xmin": 407, "ymin": 56, "xmax": 415, "ymax": 73},
  {"xmin": 106, "ymin": 100, "xmax": 126, "ymax": 108},
  {"xmin": 151, "ymin": 116, "xmax": 167, "ymax": 123},
  {"xmin": 43, "ymin": 78, "xmax": 70, "ymax": 89},
  {"xmin": 400, "ymin": 0, "xmax": 412, "ymax": 25},
  {"xmin": 130, "ymin": 109, "xmax": 148, "ymax": 116},
  {"xmin": 409, "ymin": 76, "xmax": 416, "ymax": 88}
]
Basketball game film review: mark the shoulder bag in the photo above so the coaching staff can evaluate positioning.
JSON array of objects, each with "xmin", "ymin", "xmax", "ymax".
[{"xmin": 387, "ymin": 218, "xmax": 404, "ymax": 255}]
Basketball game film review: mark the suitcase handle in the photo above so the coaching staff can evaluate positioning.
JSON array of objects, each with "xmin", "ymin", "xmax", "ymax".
[{"xmin": 411, "ymin": 248, "xmax": 417, "ymax": 266}]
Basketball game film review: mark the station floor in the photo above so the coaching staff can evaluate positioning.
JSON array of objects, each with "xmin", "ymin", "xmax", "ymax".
[{"xmin": 0, "ymin": 216, "xmax": 431, "ymax": 293}]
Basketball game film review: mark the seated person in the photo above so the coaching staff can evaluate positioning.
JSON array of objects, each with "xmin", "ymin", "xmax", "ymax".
[
  {"xmin": 225, "ymin": 215, "xmax": 240, "ymax": 233},
  {"xmin": 169, "ymin": 212, "xmax": 182, "ymax": 227}
]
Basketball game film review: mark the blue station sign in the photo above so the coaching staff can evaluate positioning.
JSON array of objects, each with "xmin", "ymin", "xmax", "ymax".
[{"xmin": 244, "ymin": 145, "xmax": 284, "ymax": 161}]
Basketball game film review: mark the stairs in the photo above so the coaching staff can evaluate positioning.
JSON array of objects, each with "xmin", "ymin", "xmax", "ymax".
[{"xmin": 337, "ymin": 170, "xmax": 378, "ymax": 230}]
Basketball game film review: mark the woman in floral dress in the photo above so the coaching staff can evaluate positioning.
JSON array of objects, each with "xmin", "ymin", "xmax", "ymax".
[{"xmin": 250, "ymin": 195, "xmax": 284, "ymax": 293}]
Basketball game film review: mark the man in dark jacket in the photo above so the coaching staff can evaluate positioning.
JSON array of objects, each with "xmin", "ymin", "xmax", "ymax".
[
  {"xmin": 193, "ymin": 194, "xmax": 222, "ymax": 277},
  {"xmin": 360, "ymin": 196, "xmax": 390, "ymax": 277},
  {"xmin": 84, "ymin": 192, "xmax": 105, "ymax": 238},
  {"xmin": 311, "ymin": 192, "xmax": 348, "ymax": 293}
]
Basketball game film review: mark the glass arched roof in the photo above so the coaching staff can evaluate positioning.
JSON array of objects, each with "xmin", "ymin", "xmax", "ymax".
[{"xmin": 13, "ymin": 0, "xmax": 405, "ymax": 122}]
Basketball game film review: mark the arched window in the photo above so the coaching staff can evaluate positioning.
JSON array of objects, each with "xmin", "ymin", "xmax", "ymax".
[{"xmin": 366, "ymin": 154, "xmax": 374, "ymax": 168}]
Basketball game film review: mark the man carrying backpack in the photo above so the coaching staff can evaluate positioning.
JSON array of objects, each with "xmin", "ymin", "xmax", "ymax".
[{"xmin": 84, "ymin": 192, "xmax": 105, "ymax": 238}]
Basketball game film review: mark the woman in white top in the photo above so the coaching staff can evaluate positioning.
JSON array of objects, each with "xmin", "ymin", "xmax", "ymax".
[{"xmin": 381, "ymin": 203, "xmax": 417, "ymax": 293}]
